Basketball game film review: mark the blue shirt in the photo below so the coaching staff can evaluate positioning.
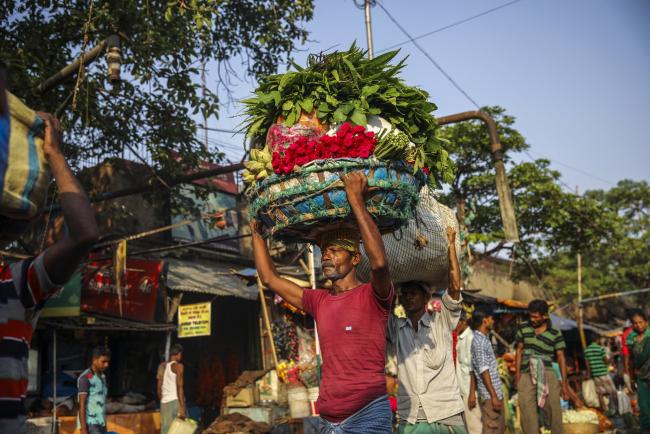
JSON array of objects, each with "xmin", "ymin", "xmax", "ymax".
[
  {"xmin": 471, "ymin": 330, "xmax": 503, "ymax": 400},
  {"xmin": 77, "ymin": 368, "xmax": 107, "ymax": 427}
]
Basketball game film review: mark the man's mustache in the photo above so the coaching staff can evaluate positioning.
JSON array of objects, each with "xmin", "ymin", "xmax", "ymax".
[{"xmin": 322, "ymin": 260, "xmax": 334, "ymax": 268}]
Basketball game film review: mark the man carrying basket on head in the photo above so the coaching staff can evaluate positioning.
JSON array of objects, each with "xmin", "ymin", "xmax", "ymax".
[{"xmin": 251, "ymin": 171, "xmax": 394, "ymax": 434}]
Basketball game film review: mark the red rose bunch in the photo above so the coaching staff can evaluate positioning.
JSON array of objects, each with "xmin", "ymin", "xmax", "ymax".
[{"xmin": 271, "ymin": 123, "xmax": 376, "ymax": 175}]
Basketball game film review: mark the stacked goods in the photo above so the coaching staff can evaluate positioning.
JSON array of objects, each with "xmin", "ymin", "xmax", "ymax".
[{"xmin": 242, "ymin": 44, "xmax": 454, "ymax": 241}]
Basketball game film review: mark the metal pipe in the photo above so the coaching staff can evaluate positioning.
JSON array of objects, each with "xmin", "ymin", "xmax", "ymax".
[
  {"xmin": 364, "ymin": 0, "xmax": 375, "ymax": 59},
  {"xmin": 436, "ymin": 110, "xmax": 520, "ymax": 242},
  {"xmin": 40, "ymin": 162, "xmax": 245, "ymax": 214},
  {"xmin": 36, "ymin": 34, "xmax": 121, "ymax": 94}
]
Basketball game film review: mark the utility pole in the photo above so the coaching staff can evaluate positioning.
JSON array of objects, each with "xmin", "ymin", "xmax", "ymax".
[
  {"xmin": 201, "ymin": 62, "xmax": 209, "ymax": 152},
  {"xmin": 364, "ymin": 0, "xmax": 375, "ymax": 59}
]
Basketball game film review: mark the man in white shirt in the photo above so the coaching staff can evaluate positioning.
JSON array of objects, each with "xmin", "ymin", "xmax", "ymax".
[
  {"xmin": 387, "ymin": 228, "xmax": 467, "ymax": 434},
  {"xmin": 156, "ymin": 344, "xmax": 186, "ymax": 434},
  {"xmin": 455, "ymin": 310, "xmax": 482, "ymax": 433}
]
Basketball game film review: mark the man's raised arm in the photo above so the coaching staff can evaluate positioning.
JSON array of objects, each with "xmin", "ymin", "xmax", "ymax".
[
  {"xmin": 341, "ymin": 172, "xmax": 391, "ymax": 299},
  {"xmin": 251, "ymin": 221, "xmax": 305, "ymax": 309},
  {"xmin": 39, "ymin": 113, "xmax": 99, "ymax": 284},
  {"xmin": 447, "ymin": 227, "xmax": 461, "ymax": 301}
]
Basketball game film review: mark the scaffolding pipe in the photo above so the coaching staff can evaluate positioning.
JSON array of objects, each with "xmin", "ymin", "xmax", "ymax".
[{"xmin": 437, "ymin": 111, "xmax": 520, "ymax": 242}]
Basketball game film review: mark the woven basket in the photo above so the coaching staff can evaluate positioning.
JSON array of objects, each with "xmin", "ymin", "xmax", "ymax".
[
  {"xmin": 248, "ymin": 158, "xmax": 425, "ymax": 241},
  {"xmin": 562, "ymin": 422, "xmax": 599, "ymax": 434}
]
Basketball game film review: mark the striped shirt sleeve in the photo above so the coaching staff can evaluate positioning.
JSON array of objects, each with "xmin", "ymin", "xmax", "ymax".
[
  {"xmin": 19, "ymin": 254, "xmax": 62, "ymax": 308},
  {"xmin": 553, "ymin": 330, "xmax": 566, "ymax": 351}
]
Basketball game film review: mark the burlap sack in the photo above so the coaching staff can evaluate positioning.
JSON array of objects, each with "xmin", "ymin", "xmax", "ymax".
[{"xmin": 357, "ymin": 186, "xmax": 460, "ymax": 287}]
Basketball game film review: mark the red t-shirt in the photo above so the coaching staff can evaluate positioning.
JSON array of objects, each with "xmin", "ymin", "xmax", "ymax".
[{"xmin": 302, "ymin": 283, "xmax": 393, "ymax": 422}]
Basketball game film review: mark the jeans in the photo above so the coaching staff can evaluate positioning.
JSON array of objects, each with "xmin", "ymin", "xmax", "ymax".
[
  {"xmin": 319, "ymin": 395, "xmax": 392, "ymax": 434},
  {"xmin": 161, "ymin": 399, "xmax": 180, "ymax": 434}
]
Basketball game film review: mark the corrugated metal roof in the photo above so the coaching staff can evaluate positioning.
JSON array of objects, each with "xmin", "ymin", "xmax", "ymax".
[{"xmin": 166, "ymin": 258, "xmax": 259, "ymax": 300}]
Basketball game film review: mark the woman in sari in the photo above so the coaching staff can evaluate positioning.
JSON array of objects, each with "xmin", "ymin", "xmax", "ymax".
[{"xmin": 627, "ymin": 308, "xmax": 650, "ymax": 431}]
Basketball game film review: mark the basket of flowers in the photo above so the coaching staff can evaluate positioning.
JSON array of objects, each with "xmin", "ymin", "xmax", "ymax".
[{"xmin": 241, "ymin": 44, "xmax": 454, "ymax": 241}]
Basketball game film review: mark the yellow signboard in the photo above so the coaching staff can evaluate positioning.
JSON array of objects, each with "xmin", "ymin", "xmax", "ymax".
[{"xmin": 178, "ymin": 302, "xmax": 211, "ymax": 338}]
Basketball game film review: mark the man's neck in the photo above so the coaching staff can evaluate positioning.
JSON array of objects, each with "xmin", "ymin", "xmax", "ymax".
[
  {"xmin": 533, "ymin": 321, "xmax": 548, "ymax": 334},
  {"xmin": 407, "ymin": 308, "xmax": 426, "ymax": 332},
  {"xmin": 91, "ymin": 366, "xmax": 101, "ymax": 376},
  {"xmin": 331, "ymin": 273, "xmax": 361, "ymax": 294},
  {"xmin": 478, "ymin": 326, "xmax": 490, "ymax": 336}
]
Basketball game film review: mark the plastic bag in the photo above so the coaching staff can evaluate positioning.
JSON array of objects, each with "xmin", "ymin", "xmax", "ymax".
[
  {"xmin": 618, "ymin": 389, "xmax": 632, "ymax": 415},
  {"xmin": 581, "ymin": 379, "xmax": 600, "ymax": 408}
]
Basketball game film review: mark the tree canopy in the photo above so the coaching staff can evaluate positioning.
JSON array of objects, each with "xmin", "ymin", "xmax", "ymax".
[
  {"xmin": 438, "ymin": 106, "xmax": 647, "ymax": 302},
  {"xmin": 1, "ymin": 0, "xmax": 314, "ymax": 174}
]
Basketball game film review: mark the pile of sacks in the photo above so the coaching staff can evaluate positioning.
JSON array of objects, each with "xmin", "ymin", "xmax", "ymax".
[{"xmin": 202, "ymin": 413, "xmax": 271, "ymax": 434}]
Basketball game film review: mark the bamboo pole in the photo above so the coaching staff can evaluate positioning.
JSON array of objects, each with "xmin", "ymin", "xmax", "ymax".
[{"xmin": 258, "ymin": 277, "xmax": 279, "ymax": 368}]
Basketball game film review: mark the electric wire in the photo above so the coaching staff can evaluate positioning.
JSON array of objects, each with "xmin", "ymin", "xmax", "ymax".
[
  {"xmin": 376, "ymin": 1, "xmax": 482, "ymax": 110},
  {"xmin": 376, "ymin": 0, "xmax": 523, "ymax": 54}
]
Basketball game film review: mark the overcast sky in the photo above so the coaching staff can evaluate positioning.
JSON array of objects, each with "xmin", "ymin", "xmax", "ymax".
[{"xmin": 204, "ymin": 0, "xmax": 650, "ymax": 193}]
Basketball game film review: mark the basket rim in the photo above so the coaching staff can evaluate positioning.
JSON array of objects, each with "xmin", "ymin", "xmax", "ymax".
[{"xmin": 249, "ymin": 157, "xmax": 422, "ymax": 193}]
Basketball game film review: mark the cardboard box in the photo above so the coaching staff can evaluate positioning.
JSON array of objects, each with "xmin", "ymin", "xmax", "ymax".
[
  {"xmin": 225, "ymin": 385, "xmax": 258, "ymax": 408},
  {"xmin": 256, "ymin": 370, "xmax": 286, "ymax": 404}
]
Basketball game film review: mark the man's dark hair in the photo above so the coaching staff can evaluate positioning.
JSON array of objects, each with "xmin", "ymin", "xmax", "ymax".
[
  {"xmin": 400, "ymin": 281, "xmax": 430, "ymax": 296},
  {"xmin": 92, "ymin": 346, "xmax": 111, "ymax": 360},
  {"xmin": 629, "ymin": 308, "xmax": 647, "ymax": 322},
  {"xmin": 528, "ymin": 299, "xmax": 549, "ymax": 315},
  {"xmin": 470, "ymin": 307, "xmax": 493, "ymax": 330},
  {"xmin": 170, "ymin": 344, "xmax": 183, "ymax": 356}
]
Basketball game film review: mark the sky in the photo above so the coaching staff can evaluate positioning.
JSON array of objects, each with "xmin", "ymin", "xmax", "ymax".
[{"xmin": 204, "ymin": 0, "xmax": 650, "ymax": 193}]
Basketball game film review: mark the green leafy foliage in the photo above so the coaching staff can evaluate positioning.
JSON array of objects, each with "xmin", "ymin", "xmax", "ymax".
[
  {"xmin": 438, "ymin": 106, "xmax": 647, "ymax": 303},
  {"xmin": 241, "ymin": 43, "xmax": 454, "ymax": 186},
  {"xmin": 0, "ymin": 0, "xmax": 314, "ymax": 177}
]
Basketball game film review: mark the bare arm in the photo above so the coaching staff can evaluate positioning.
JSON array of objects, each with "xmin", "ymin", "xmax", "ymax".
[
  {"xmin": 446, "ymin": 227, "xmax": 461, "ymax": 300},
  {"xmin": 480, "ymin": 370, "xmax": 502, "ymax": 410},
  {"xmin": 78, "ymin": 394, "xmax": 88, "ymax": 433},
  {"xmin": 38, "ymin": 113, "xmax": 98, "ymax": 284},
  {"xmin": 251, "ymin": 222, "xmax": 304, "ymax": 309},
  {"xmin": 585, "ymin": 356, "xmax": 592, "ymax": 378},
  {"xmin": 174, "ymin": 363, "xmax": 187, "ymax": 419},
  {"xmin": 468, "ymin": 372, "xmax": 477, "ymax": 409},
  {"xmin": 341, "ymin": 172, "xmax": 391, "ymax": 299},
  {"xmin": 557, "ymin": 349, "xmax": 569, "ymax": 399},
  {"xmin": 515, "ymin": 342, "xmax": 523, "ymax": 385}
]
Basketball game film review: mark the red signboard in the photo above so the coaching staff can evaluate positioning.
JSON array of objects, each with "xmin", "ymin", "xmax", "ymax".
[{"xmin": 80, "ymin": 258, "xmax": 166, "ymax": 323}]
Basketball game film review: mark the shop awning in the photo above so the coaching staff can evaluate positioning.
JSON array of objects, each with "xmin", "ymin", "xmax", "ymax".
[
  {"xmin": 549, "ymin": 313, "xmax": 608, "ymax": 334},
  {"xmin": 38, "ymin": 313, "xmax": 176, "ymax": 332},
  {"xmin": 166, "ymin": 258, "xmax": 259, "ymax": 300}
]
